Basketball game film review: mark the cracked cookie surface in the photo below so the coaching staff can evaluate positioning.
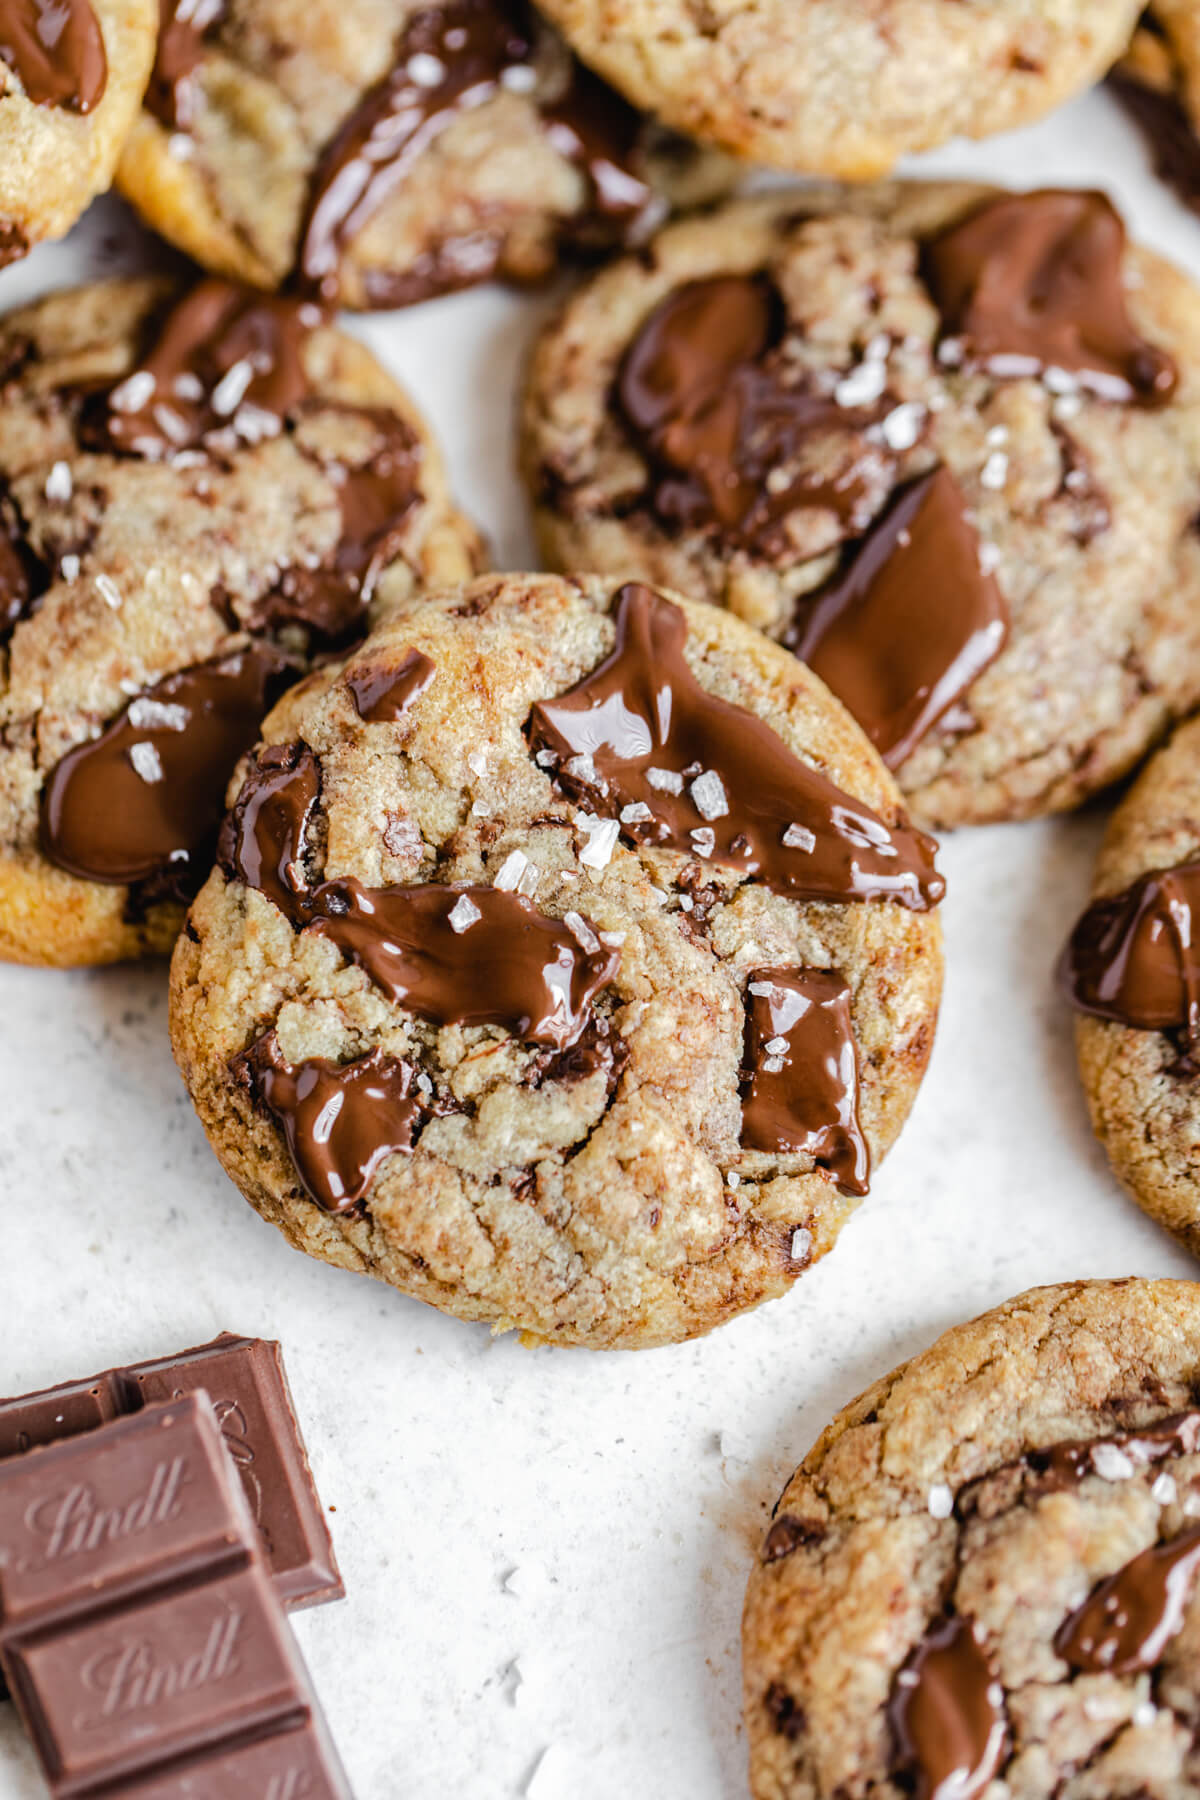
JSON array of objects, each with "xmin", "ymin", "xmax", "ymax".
[
  {"xmin": 1061, "ymin": 713, "xmax": 1200, "ymax": 1259},
  {"xmin": 743, "ymin": 1278, "xmax": 1200, "ymax": 1800},
  {"xmin": 0, "ymin": 0, "xmax": 156, "ymax": 260},
  {"xmin": 115, "ymin": 0, "xmax": 731, "ymax": 310},
  {"xmin": 531, "ymin": 0, "xmax": 1140, "ymax": 175},
  {"xmin": 522, "ymin": 185, "xmax": 1200, "ymax": 829},
  {"xmin": 168, "ymin": 572, "xmax": 944, "ymax": 1350},
  {"xmin": 0, "ymin": 275, "xmax": 482, "ymax": 968}
]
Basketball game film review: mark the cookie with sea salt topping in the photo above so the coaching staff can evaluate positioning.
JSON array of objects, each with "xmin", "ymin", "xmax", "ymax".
[
  {"xmin": 114, "ymin": 0, "xmax": 731, "ymax": 311},
  {"xmin": 0, "ymin": 275, "xmax": 482, "ymax": 968},
  {"xmin": 522, "ymin": 184, "xmax": 1200, "ymax": 830},
  {"xmin": 0, "ymin": 0, "xmax": 156, "ymax": 264},
  {"xmin": 531, "ymin": 0, "xmax": 1139, "ymax": 175},
  {"xmin": 168, "ymin": 572, "xmax": 944, "ymax": 1350},
  {"xmin": 1060, "ymin": 712, "xmax": 1200, "ymax": 1256},
  {"xmin": 743, "ymin": 1278, "xmax": 1200, "ymax": 1800}
]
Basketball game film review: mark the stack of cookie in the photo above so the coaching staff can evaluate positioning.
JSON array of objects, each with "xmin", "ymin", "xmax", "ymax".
[{"xmin": 8, "ymin": 0, "xmax": 1200, "ymax": 1793}]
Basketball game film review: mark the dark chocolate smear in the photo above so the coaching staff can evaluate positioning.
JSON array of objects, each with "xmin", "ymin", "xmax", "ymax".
[
  {"xmin": 1059, "ymin": 862, "xmax": 1200, "ymax": 1060},
  {"xmin": 526, "ymin": 583, "xmax": 944, "ymax": 910},
  {"xmin": 740, "ymin": 967, "xmax": 868, "ymax": 1194},
  {"xmin": 889, "ymin": 1616, "xmax": 1006, "ymax": 1800},
  {"xmin": 145, "ymin": 0, "xmax": 225, "ymax": 128},
  {"xmin": 348, "ymin": 647, "xmax": 436, "ymax": 722},
  {"xmin": 923, "ymin": 189, "xmax": 1177, "ymax": 405},
  {"xmin": 302, "ymin": 881, "xmax": 619, "ymax": 1050},
  {"xmin": 0, "ymin": 491, "xmax": 43, "ymax": 643},
  {"xmin": 1056, "ymin": 1526, "xmax": 1200, "ymax": 1674},
  {"xmin": 216, "ymin": 739, "xmax": 321, "ymax": 916},
  {"xmin": 617, "ymin": 275, "xmax": 890, "ymax": 550},
  {"xmin": 40, "ymin": 646, "xmax": 292, "ymax": 894},
  {"xmin": 541, "ymin": 60, "xmax": 657, "ymax": 245},
  {"xmin": 295, "ymin": 0, "xmax": 535, "ymax": 302},
  {"xmin": 233, "ymin": 1029, "xmax": 425, "ymax": 1211},
  {"xmin": 787, "ymin": 466, "xmax": 1007, "ymax": 768},
  {"xmin": 82, "ymin": 280, "xmax": 317, "ymax": 460},
  {"xmin": 248, "ymin": 411, "xmax": 421, "ymax": 647},
  {"xmin": 1111, "ymin": 72, "xmax": 1200, "ymax": 216},
  {"xmin": 0, "ymin": 0, "xmax": 106, "ymax": 112}
]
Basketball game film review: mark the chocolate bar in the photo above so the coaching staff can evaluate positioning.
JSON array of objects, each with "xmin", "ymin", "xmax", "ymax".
[
  {"xmin": 0, "ymin": 1334, "xmax": 341, "ymax": 1612},
  {"xmin": 0, "ymin": 1394, "xmax": 351, "ymax": 1797}
]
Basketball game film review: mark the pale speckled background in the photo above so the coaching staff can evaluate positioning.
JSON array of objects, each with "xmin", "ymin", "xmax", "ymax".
[{"xmin": 1, "ymin": 85, "xmax": 1199, "ymax": 1800}]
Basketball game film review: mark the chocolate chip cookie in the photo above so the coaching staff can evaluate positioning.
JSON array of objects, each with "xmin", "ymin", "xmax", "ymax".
[
  {"xmin": 531, "ymin": 0, "xmax": 1140, "ymax": 175},
  {"xmin": 168, "ymin": 573, "xmax": 944, "ymax": 1350},
  {"xmin": 0, "ymin": 275, "xmax": 482, "ymax": 969},
  {"xmin": 523, "ymin": 184, "xmax": 1200, "ymax": 829},
  {"xmin": 114, "ymin": 0, "xmax": 731, "ymax": 311},
  {"xmin": 743, "ymin": 1278, "xmax": 1200, "ymax": 1800},
  {"xmin": 0, "ymin": 0, "xmax": 156, "ymax": 263},
  {"xmin": 1060, "ymin": 713, "xmax": 1200, "ymax": 1257},
  {"xmin": 1112, "ymin": 5, "xmax": 1200, "ymax": 214}
]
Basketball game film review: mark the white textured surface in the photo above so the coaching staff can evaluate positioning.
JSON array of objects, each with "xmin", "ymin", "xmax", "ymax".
[{"xmin": 1, "ymin": 85, "xmax": 1199, "ymax": 1800}]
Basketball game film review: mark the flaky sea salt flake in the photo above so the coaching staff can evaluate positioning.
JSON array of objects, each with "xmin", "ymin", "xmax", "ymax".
[
  {"xmin": 448, "ymin": 894, "xmax": 482, "ymax": 933},
  {"xmin": 129, "ymin": 742, "xmax": 163, "ymax": 784},
  {"xmin": 493, "ymin": 850, "xmax": 528, "ymax": 892},
  {"xmin": 690, "ymin": 770, "xmax": 728, "ymax": 820}
]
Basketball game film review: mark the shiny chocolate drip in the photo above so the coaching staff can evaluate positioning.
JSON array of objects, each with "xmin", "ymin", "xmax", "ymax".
[
  {"xmin": 526, "ymin": 583, "xmax": 944, "ymax": 910},
  {"xmin": 1056, "ymin": 1526, "xmax": 1200, "ymax": 1674},
  {"xmin": 302, "ymin": 881, "xmax": 619, "ymax": 1050},
  {"xmin": 1111, "ymin": 73, "xmax": 1200, "ymax": 216},
  {"xmin": 83, "ymin": 281, "xmax": 317, "ymax": 460},
  {"xmin": 0, "ymin": 0, "xmax": 106, "ymax": 112},
  {"xmin": 1024, "ymin": 1409, "xmax": 1200, "ymax": 1492},
  {"xmin": 232, "ymin": 1029, "xmax": 425, "ymax": 1211},
  {"xmin": 144, "ymin": 0, "xmax": 225, "ymax": 128},
  {"xmin": 1059, "ymin": 862, "xmax": 1200, "ymax": 1058},
  {"xmin": 248, "ymin": 412, "xmax": 421, "ymax": 647},
  {"xmin": 540, "ymin": 60, "xmax": 656, "ymax": 243},
  {"xmin": 617, "ymin": 275, "xmax": 890, "ymax": 550},
  {"xmin": 216, "ymin": 740, "xmax": 321, "ymax": 915},
  {"xmin": 739, "ymin": 967, "xmax": 868, "ymax": 1195},
  {"xmin": 40, "ymin": 647, "xmax": 292, "ymax": 895},
  {"xmin": 295, "ymin": 0, "xmax": 535, "ymax": 302},
  {"xmin": 787, "ymin": 467, "xmax": 1008, "ymax": 769},
  {"xmin": 889, "ymin": 1616, "xmax": 1006, "ymax": 1800},
  {"xmin": 348, "ymin": 647, "xmax": 436, "ymax": 722},
  {"xmin": 922, "ymin": 189, "xmax": 1177, "ymax": 405}
]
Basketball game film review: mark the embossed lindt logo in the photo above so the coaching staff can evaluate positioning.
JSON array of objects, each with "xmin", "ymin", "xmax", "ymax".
[
  {"xmin": 18, "ymin": 1457, "xmax": 189, "ymax": 1568},
  {"xmin": 267, "ymin": 1769, "xmax": 314, "ymax": 1800},
  {"xmin": 74, "ymin": 1606, "xmax": 243, "ymax": 1727}
]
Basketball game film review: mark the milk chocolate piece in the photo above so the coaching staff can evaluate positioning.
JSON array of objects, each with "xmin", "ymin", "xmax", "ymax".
[
  {"xmin": 1059, "ymin": 861, "xmax": 1200, "ymax": 1059},
  {"xmin": 39, "ymin": 647, "xmax": 294, "ymax": 897},
  {"xmin": 120, "ymin": 1718, "xmax": 350, "ymax": 1797},
  {"xmin": 0, "ymin": 1397, "xmax": 349, "ymax": 1798},
  {"xmin": 0, "ymin": 0, "xmax": 107, "ymax": 113},
  {"xmin": 0, "ymin": 1334, "xmax": 342, "ymax": 1612},
  {"xmin": 1056, "ymin": 1526, "xmax": 1200, "ymax": 1674},
  {"xmin": 146, "ymin": 0, "xmax": 226, "ymax": 129},
  {"xmin": 740, "ymin": 967, "xmax": 868, "ymax": 1194},
  {"xmin": 617, "ymin": 275, "xmax": 890, "ymax": 549},
  {"xmin": 527, "ymin": 583, "xmax": 944, "ymax": 910},
  {"xmin": 348, "ymin": 647, "xmax": 436, "ymax": 722},
  {"xmin": 923, "ymin": 189, "xmax": 1177, "ymax": 405},
  {"xmin": 786, "ymin": 467, "xmax": 1008, "ymax": 768},
  {"xmin": 888, "ymin": 1615, "xmax": 1006, "ymax": 1800}
]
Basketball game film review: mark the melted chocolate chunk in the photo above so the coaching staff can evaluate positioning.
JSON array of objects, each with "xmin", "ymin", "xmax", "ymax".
[
  {"xmin": 0, "ymin": 219, "xmax": 28, "ymax": 268},
  {"xmin": 0, "ymin": 492, "xmax": 43, "ymax": 643},
  {"xmin": 889, "ymin": 1616, "xmax": 1006, "ymax": 1800},
  {"xmin": 348, "ymin": 647, "xmax": 436, "ymax": 722},
  {"xmin": 216, "ymin": 740, "xmax": 321, "ymax": 915},
  {"xmin": 40, "ymin": 647, "xmax": 292, "ymax": 894},
  {"xmin": 1111, "ymin": 73, "xmax": 1200, "ymax": 216},
  {"xmin": 541, "ymin": 60, "xmax": 656, "ymax": 244},
  {"xmin": 248, "ymin": 412, "xmax": 421, "ymax": 647},
  {"xmin": 923, "ymin": 189, "xmax": 1177, "ymax": 405},
  {"xmin": 1059, "ymin": 863, "xmax": 1200, "ymax": 1060},
  {"xmin": 761, "ymin": 1513, "xmax": 825, "ymax": 1563},
  {"xmin": 1056, "ymin": 1526, "xmax": 1200, "ymax": 1674},
  {"xmin": 303, "ymin": 881, "xmax": 618, "ymax": 1050},
  {"xmin": 83, "ymin": 281, "xmax": 317, "ymax": 460},
  {"xmin": 0, "ymin": 0, "xmax": 106, "ymax": 112},
  {"xmin": 740, "ymin": 968, "xmax": 868, "ymax": 1194},
  {"xmin": 787, "ymin": 467, "xmax": 1008, "ymax": 768},
  {"xmin": 295, "ymin": 0, "xmax": 536, "ymax": 302},
  {"xmin": 526, "ymin": 583, "xmax": 944, "ymax": 910},
  {"xmin": 617, "ymin": 276, "xmax": 890, "ymax": 550},
  {"xmin": 1027, "ymin": 1410, "xmax": 1200, "ymax": 1491},
  {"xmin": 233, "ymin": 1030, "xmax": 425, "ymax": 1211},
  {"xmin": 145, "ymin": 0, "xmax": 225, "ymax": 128}
]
